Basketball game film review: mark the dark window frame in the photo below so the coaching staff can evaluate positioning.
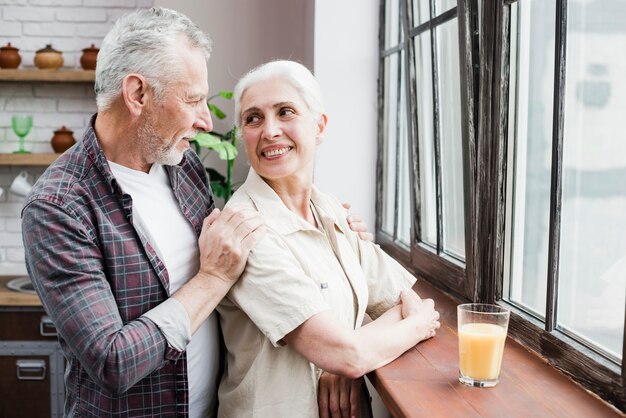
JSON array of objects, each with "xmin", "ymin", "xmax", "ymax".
[{"xmin": 376, "ymin": 0, "xmax": 625, "ymax": 410}]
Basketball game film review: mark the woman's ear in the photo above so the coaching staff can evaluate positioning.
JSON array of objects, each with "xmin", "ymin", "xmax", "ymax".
[
  {"xmin": 121, "ymin": 74, "xmax": 149, "ymax": 116},
  {"xmin": 315, "ymin": 113, "xmax": 328, "ymax": 145}
]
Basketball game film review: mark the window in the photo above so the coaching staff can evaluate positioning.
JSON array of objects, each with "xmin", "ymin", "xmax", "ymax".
[{"xmin": 378, "ymin": 0, "xmax": 625, "ymax": 410}]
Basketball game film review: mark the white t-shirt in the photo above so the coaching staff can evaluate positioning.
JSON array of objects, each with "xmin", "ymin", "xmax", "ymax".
[{"xmin": 109, "ymin": 161, "xmax": 219, "ymax": 418}]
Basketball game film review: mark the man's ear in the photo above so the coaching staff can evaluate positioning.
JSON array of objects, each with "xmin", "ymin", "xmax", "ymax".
[
  {"xmin": 315, "ymin": 113, "xmax": 328, "ymax": 145},
  {"xmin": 121, "ymin": 74, "xmax": 149, "ymax": 116}
]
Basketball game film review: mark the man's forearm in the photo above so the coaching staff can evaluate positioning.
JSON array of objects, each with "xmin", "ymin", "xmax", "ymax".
[{"xmin": 172, "ymin": 272, "xmax": 234, "ymax": 334}]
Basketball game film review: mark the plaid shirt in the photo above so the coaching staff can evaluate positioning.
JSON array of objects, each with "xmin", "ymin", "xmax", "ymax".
[{"xmin": 22, "ymin": 117, "xmax": 214, "ymax": 417}]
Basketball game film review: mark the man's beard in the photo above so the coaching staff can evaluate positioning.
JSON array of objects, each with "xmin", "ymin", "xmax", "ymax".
[{"xmin": 137, "ymin": 114, "xmax": 187, "ymax": 166}]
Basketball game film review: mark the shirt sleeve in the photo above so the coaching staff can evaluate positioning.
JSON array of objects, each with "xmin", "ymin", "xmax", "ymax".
[
  {"xmin": 357, "ymin": 237, "xmax": 417, "ymax": 319},
  {"xmin": 227, "ymin": 228, "xmax": 330, "ymax": 346},
  {"xmin": 142, "ymin": 298, "xmax": 191, "ymax": 351},
  {"xmin": 22, "ymin": 198, "xmax": 177, "ymax": 394}
]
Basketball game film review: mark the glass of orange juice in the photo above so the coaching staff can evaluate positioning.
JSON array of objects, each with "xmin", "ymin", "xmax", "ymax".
[{"xmin": 457, "ymin": 303, "xmax": 510, "ymax": 387}]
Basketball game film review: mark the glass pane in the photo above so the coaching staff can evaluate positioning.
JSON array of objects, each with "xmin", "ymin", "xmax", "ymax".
[
  {"xmin": 397, "ymin": 51, "xmax": 411, "ymax": 245},
  {"xmin": 436, "ymin": 20, "xmax": 465, "ymax": 259},
  {"xmin": 382, "ymin": 53, "xmax": 400, "ymax": 235},
  {"xmin": 435, "ymin": 0, "xmax": 456, "ymax": 16},
  {"xmin": 412, "ymin": 0, "xmax": 431, "ymax": 27},
  {"xmin": 506, "ymin": 0, "xmax": 556, "ymax": 319},
  {"xmin": 557, "ymin": 0, "xmax": 626, "ymax": 361},
  {"xmin": 414, "ymin": 31, "xmax": 437, "ymax": 247},
  {"xmin": 385, "ymin": 0, "xmax": 401, "ymax": 49}
]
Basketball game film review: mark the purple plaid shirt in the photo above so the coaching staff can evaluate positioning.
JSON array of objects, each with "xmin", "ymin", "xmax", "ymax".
[{"xmin": 22, "ymin": 116, "xmax": 214, "ymax": 417}]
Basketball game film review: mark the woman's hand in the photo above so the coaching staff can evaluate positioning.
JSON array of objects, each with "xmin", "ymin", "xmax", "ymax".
[
  {"xmin": 318, "ymin": 371, "xmax": 363, "ymax": 418},
  {"xmin": 400, "ymin": 290, "xmax": 441, "ymax": 340}
]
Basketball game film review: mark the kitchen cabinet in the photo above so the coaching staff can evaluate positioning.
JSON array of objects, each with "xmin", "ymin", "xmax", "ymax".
[{"xmin": 0, "ymin": 279, "xmax": 64, "ymax": 418}]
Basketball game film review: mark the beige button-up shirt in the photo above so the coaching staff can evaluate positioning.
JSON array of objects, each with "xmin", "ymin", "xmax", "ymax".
[{"xmin": 216, "ymin": 169, "xmax": 416, "ymax": 418}]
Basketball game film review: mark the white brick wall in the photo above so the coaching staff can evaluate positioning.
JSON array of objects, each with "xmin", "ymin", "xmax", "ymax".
[{"xmin": 0, "ymin": 0, "xmax": 154, "ymax": 274}]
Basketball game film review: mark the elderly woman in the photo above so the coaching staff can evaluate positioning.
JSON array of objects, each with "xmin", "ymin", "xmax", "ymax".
[{"xmin": 216, "ymin": 60, "xmax": 440, "ymax": 417}]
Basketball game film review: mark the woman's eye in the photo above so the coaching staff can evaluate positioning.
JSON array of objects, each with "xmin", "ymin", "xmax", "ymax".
[
  {"xmin": 280, "ymin": 108, "xmax": 295, "ymax": 117},
  {"xmin": 244, "ymin": 115, "xmax": 260, "ymax": 125}
]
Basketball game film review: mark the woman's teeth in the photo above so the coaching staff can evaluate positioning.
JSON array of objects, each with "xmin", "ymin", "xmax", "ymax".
[{"xmin": 264, "ymin": 147, "xmax": 291, "ymax": 157}]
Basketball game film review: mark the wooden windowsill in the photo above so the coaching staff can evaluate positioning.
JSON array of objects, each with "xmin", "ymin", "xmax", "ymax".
[{"xmin": 367, "ymin": 278, "xmax": 622, "ymax": 417}]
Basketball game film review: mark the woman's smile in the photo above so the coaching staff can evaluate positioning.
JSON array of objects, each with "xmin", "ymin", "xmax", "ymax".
[{"xmin": 261, "ymin": 145, "xmax": 293, "ymax": 159}]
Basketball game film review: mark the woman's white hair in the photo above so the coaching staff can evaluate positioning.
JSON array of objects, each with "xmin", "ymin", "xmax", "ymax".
[
  {"xmin": 95, "ymin": 7, "xmax": 212, "ymax": 110},
  {"xmin": 233, "ymin": 60, "xmax": 325, "ymax": 130}
]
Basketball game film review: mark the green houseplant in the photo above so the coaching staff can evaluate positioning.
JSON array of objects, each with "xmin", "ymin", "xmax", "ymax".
[{"xmin": 190, "ymin": 90, "xmax": 239, "ymax": 202}]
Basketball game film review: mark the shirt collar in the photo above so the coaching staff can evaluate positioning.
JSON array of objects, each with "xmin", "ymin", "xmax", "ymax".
[{"xmin": 242, "ymin": 168, "xmax": 345, "ymax": 236}]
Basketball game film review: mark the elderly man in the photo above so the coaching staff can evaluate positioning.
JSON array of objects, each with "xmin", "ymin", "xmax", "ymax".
[{"xmin": 22, "ymin": 7, "xmax": 265, "ymax": 417}]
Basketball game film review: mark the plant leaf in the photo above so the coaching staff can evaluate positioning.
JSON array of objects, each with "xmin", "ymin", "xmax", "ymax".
[
  {"xmin": 208, "ymin": 103, "xmax": 226, "ymax": 120},
  {"xmin": 219, "ymin": 90, "xmax": 233, "ymax": 99},
  {"xmin": 193, "ymin": 132, "xmax": 221, "ymax": 147},
  {"xmin": 206, "ymin": 167, "xmax": 225, "ymax": 183},
  {"xmin": 210, "ymin": 181, "xmax": 228, "ymax": 199}
]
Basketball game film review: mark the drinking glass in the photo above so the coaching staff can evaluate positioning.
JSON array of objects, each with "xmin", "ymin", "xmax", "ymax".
[
  {"xmin": 457, "ymin": 303, "xmax": 510, "ymax": 387},
  {"xmin": 12, "ymin": 115, "xmax": 33, "ymax": 154}
]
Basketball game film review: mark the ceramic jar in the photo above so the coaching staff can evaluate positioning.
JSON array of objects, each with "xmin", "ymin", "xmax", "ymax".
[
  {"xmin": 51, "ymin": 126, "xmax": 75, "ymax": 153},
  {"xmin": 34, "ymin": 44, "xmax": 63, "ymax": 70},
  {"xmin": 80, "ymin": 44, "xmax": 99, "ymax": 70},
  {"xmin": 0, "ymin": 42, "xmax": 21, "ymax": 69}
]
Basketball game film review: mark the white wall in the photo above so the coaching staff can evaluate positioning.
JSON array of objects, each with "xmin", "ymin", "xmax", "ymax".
[{"xmin": 313, "ymin": 0, "xmax": 379, "ymax": 229}]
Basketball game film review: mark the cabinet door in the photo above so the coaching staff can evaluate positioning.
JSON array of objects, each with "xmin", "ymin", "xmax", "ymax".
[
  {"xmin": 0, "ymin": 311, "xmax": 57, "ymax": 341},
  {"xmin": 0, "ymin": 355, "xmax": 51, "ymax": 418}
]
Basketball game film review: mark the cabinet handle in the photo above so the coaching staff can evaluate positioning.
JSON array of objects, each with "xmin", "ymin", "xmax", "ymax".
[
  {"xmin": 16, "ymin": 359, "xmax": 47, "ymax": 381},
  {"xmin": 40, "ymin": 316, "xmax": 58, "ymax": 337}
]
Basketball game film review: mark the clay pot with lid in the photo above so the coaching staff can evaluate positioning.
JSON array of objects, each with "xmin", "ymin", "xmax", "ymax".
[
  {"xmin": 51, "ymin": 126, "xmax": 75, "ymax": 153},
  {"xmin": 34, "ymin": 44, "xmax": 63, "ymax": 70},
  {"xmin": 80, "ymin": 44, "xmax": 99, "ymax": 70},
  {"xmin": 0, "ymin": 42, "xmax": 21, "ymax": 69}
]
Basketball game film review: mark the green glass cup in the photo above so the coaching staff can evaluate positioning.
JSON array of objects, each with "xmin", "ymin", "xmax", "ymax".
[{"xmin": 12, "ymin": 115, "xmax": 33, "ymax": 154}]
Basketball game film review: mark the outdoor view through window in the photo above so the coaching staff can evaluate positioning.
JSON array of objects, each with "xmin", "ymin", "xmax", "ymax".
[{"xmin": 505, "ymin": 0, "xmax": 625, "ymax": 362}]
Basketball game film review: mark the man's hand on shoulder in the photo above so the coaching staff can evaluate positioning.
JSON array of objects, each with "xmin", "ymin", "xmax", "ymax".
[
  {"xmin": 197, "ymin": 206, "xmax": 266, "ymax": 283},
  {"xmin": 342, "ymin": 202, "xmax": 374, "ymax": 242}
]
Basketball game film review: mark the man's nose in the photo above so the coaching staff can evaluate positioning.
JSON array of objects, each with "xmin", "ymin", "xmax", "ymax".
[{"xmin": 194, "ymin": 101, "xmax": 213, "ymax": 132}]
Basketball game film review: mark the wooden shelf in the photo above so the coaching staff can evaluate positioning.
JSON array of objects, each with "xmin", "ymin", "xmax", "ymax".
[
  {"xmin": 0, "ymin": 153, "xmax": 60, "ymax": 166},
  {"xmin": 0, "ymin": 68, "xmax": 94, "ymax": 82}
]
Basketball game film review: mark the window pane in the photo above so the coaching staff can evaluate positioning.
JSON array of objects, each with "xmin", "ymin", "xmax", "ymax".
[
  {"xmin": 506, "ymin": 0, "xmax": 556, "ymax": 319},
  {"xmin": 414, "ymin": 32, "xmax": 437, "ymax": 247},
  {"xmin": 557, "ymin": 0, "xmax": 626, "ymax": 361},
  {"xmin": 397, "ymin": 51, "xmax": 412, "ymax": 245},
  {"xmin": 435, "ymin": 0, "xmax": 456, "ymax": 16},
  {"xmin": 385, "ymin": 0, "xmax": 401, "ymax": 49},
  {"xmin": 382, "ymin": 53, "xmax": 400, "ymax": 235},
  {"xmin": 412, "ymin": 0, "xmax": 430, "ymax": 27},
  {"xmin": 436, "ymin": 20, "xmax": 465, "ymax": 259}
]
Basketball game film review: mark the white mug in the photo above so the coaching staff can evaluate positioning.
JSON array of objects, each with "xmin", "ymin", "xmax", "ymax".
[{"xmin": 9, "ymin": 171, "xmax": 33, "ymax": 197}]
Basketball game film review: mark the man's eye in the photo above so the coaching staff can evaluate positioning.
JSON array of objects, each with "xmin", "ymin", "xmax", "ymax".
[{"xmin": 280, "ymin": 108, "xmax": 295, "ymax": 117}]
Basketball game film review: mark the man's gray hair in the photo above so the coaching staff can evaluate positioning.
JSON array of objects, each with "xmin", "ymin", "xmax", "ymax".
[
  {"xmin": 234, "ymin": 60, "xmax": 326, "ymax": 130},
  {"xmin": 95, "ymin": 7, "xmax": 212, "ymax": 110}
]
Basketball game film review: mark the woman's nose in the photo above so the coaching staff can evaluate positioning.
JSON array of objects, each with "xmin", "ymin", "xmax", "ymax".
[{"xmin": 261, "ymin": 117, "xmax": 281, "ymax": 140}]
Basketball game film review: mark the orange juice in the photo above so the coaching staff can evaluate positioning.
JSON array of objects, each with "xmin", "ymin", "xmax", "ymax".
[{"xmin": 458, "ymin": 323, "xmax": 507, "ymax": 380}]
